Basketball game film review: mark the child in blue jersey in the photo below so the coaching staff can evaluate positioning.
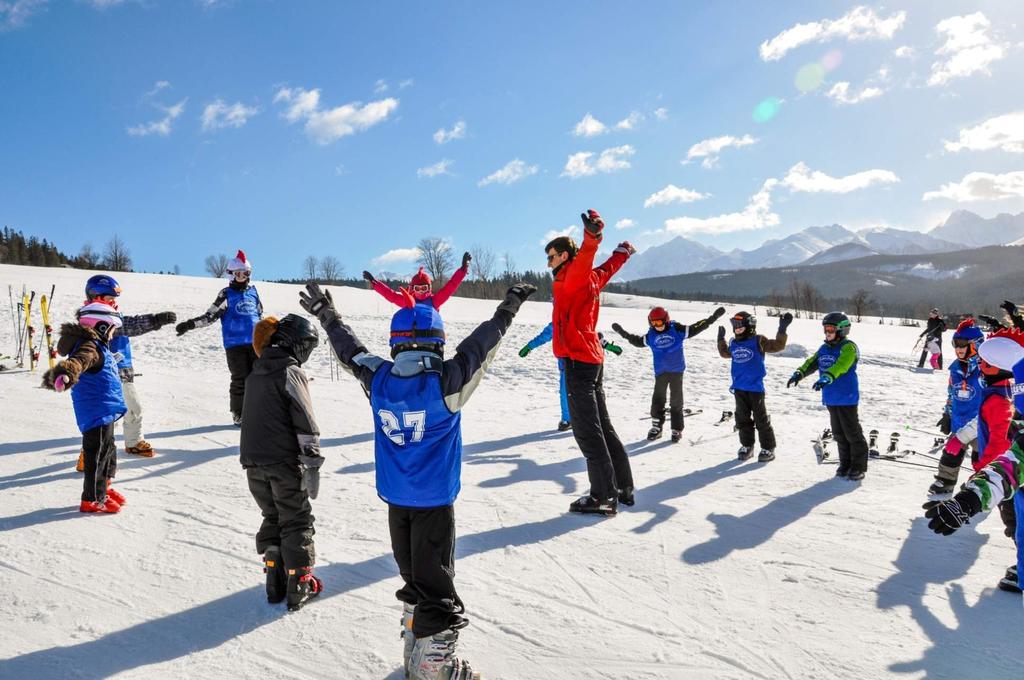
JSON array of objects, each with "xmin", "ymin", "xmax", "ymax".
[
  {"xmin": 176, "ymin": 250, "xmax": 263, "ymax": 425},
  {"xmin": 42, "ymin": 301, "xmax": 128, "ymax": 513},
  {"xmin": 300, "ymin": 280, "xmax": 536, "ymax": 680},
  {"xmin": 613, "ymin": 305, "xmax": 724, "ymax": 442},
  {"xmin": 929, "ymin": 320, "xmax": 985, "ymax": 495},
  {"xmin": 716, "ymin": 310, "xmax": 793, "ymax": 462},
  {"xmin": 787, "ymin": 311, "xmax": 869, "ymax": 481},
  {"xmin": 519, "ymin": 323, "xmax": 622, "ymax": 432}
]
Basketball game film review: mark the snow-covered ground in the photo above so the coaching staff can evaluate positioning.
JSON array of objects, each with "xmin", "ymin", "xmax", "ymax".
[{"xmin": 0, "ymin": 263, "xmax": 1020, "ymax": 679}]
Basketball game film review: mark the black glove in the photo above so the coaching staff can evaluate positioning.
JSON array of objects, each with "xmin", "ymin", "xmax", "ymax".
[
  {"xmin": 977, "ymin": 314, "xmax": 1005, "ymax": 332},
  {"xmin": 923, "ymin": 490, "xmax": 982, "ymax": 536},
  {"xmin": 299, "ymin": 283, "xmax": 341, "ymax": 328},
  {"xmin": 717, "ymin": 326, "xmax": 726, "ymax": 342},
  {"xmin": 496, "ymin": 283, "xmax": 537, "ymax": 317},
  {"xmin": 175, "ymin": 319, "xmax": 195, "ymax": 336},
  {"xmin": 362, "ymin": 270, "xmax": 376, "ymax": 284},
  {"xmin": 1001, "ymin": 300, "xmax": 1018, "ymax": 315},
  {"xmin": 154, "ymin": 311, "xmax": 177, "ymax": 327},
  {"xmin": 299, "ymin": 453, "xmax": 325, "ymax": 500},
  {"xmin": 461, "ymin": 252, "xmax": 471, "ymax": 270},
  {"xmin": 612, "ymin": 322, "xmax": 627, "ymax": 337},
  {"xmin": 712, "ymin": 307, "xmax": 726, "ymax": 319},
  {"xmin": 580, "ymin": 209, "xmax": 604, "ymax": 236},
  {"xmin": 786, "ymin": 371, "xmax": 801, "ymax": 388},
  {"xmin": 937, "ymin": 411, "xmax": 951, "ymax": 435},
  {"xmin": 778, "ymin": 312, "xmax": 793, "ymax": 332}
]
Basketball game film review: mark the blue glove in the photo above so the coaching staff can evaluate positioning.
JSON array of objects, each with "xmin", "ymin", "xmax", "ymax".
[
  {"xmin": 812, "ymin": 374, "xmax": 834, "ymax": 391},
  {"xmin": 786, "ymin": 371, "xmax": 801, "ymax": 388}
]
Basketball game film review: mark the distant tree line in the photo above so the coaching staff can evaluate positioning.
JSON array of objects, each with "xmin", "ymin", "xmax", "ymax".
[{"xmin": 0, "ymin": 227, "xmax": 135, "ymax": 272}]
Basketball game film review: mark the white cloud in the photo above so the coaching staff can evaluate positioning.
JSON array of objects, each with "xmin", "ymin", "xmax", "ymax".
[
  {"xmin": 88, "ymin": 0, "xmax": 127, "ymax": 8},
  {"xmin": 644, "ymin": 184, "xmax": 709, "ymax": 208},
  {"xmin": 274, "ymin": 87, "xmax": 398, "ymax": 144},
  {"xmin": 539, "ymin": 225, "xmax": 579, "ymax": 246},
  {"xmin": 894, "ymin": 45, "xmax": 914, "ymax": 58},
  {"xmin": 928, "ymin": 12, "xmax": 1006, "ymax": 87},
  {"xmin": 781, "ymin": 161, "xmax": 899, "ymax": 193},
  {"xmin": 826, "ymin": 81, "xmax": 884, "ymax": 105},
  {"xmin": 614, "ymin": 218, "xmax": 637, "ymax": 230},
  {"xmin": 759, "ymin": 6, "xmax": 906, "ymax": 61},
  {"xmin": 478, "ymin": 159, "xmax": 538, "ymax": 187},
  {"xmin": 398, "ymin": 79, "xmax": 414, "ymax": 89},
  {"xmin": 654, "ymin": 107, "xmax": 668, "ymax": 121},
  {"xmin": 944, "ymin": 112, "xmax": 1024, "ymax": 154},
  {"xmin": 561, "ymin": 145, "xmax": 635, "ymax": 178},
  {"xmin": 433, "ymin": 120, "xmax": 466, "ymax": 144},
  {"xmin": 372, "ymin": 247, "xmax": 421, "ymax": 265},
  {"xmin": 374, "ymin": 79, "xmax": 388, "ymax": 94},
  {"xmin": 684, "ymin": 134, "xmax": 757, "ymax": 168},
  {"xmin": 145, "ymin": 80, "xmax": 171, "ymax": 97},
  {"xmin": 615, "ymin": 111, "xmax": 644, "ymax": 131},
  {"xmin": 663, "ymin": 179, "xmax": 780, "ymax": 235},
  {"xmin": 201, "ymin": 100, "xmax": 259, "ymax": 131},
  {"xmin": 1, "ymin": 0, "xmax": 46, "ymax": 31},
  {"xmin": 416, "ymin": 159, "xmax": 454, "ymax": 178},
  {"xmin": 572, "ymin": 113, "xmax": 608, "ymax": 137},
  {"xmin": 127, "ymin": 98, "xmax": 187, "ymax": 137},
  {"xmin": 923, "ymin": 171, "xmax": 1024, "ymax": 202}
]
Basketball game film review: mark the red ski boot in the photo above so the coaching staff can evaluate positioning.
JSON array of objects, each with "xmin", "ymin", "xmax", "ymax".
[{"xmin": 79, "ymin": 497, "xmax": 121, "ymax": 513}]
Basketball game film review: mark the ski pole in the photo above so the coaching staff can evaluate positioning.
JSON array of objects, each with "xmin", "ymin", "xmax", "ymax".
[{"xmin": 900, "ymin": 424, "xmax": 946, "ymax": 439}]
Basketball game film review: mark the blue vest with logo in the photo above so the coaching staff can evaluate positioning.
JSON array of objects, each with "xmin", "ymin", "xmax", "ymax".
[
  {"xmin": 369, "ymin": 365, "xmax": 462, "ymax": 507},
  {"xmin": 646, "ymin": 325, "xmax": 686, "ymax": 375},
  {"xmin": 729, "ymin": 336, "xmax": 767, "ymax": 393},
  {"xmin": 221, "ymin": 286, "xmax": 261, "ymax": 349},
  {"xmin": 816, "ymin": 340, "xmax": 859, "ymax": 407},
  {"xmin": 109, "ymin": 334, "xmax": 133, "ymax": 371},
  {"xmin": 948, "ymin": 357, "xmax": 983, "ymax": 432},
  {"xmin": 70, "ymin": 341, "xmax": 127, "ymax": 433}
]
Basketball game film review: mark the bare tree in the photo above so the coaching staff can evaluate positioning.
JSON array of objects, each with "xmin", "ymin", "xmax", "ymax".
[
  {"xmin": 502, "ymin": 251, "xmax": 517, "ymax": 281},
  {"xmin": 205, "ymin": 254, "xmax": 229, "ymax": 278},
  {"xmin": 767, "ymin": 288, "xmax": 785, "ymax": 315},
  {"xmin": 469, "ymin": 244, "xmax": 497, "ymax": 281},
  {"xmin": 173, "ymin": 264, "xmax": 181, "ymax": 276},
  {"xmin": 302, "ymin": 255, "xmax": 319, "ymax": 282},
  {"xmin": 800, "ymin": 281, "xmax": 824, "ymax": 318},
  {"xmin": 78, "ymin": 242, "xmax": 100, "ymax": 269},
  {"xmin": 850, "ymin": 289, "xmax": 874, "ymax": 322},
  {"xmin": 417, "ymin": 237, "xmax": 453, "ymax": 284},
  {"xmin": 318, "ymin": 255, "xmax": 343, "ymax": 282},
  {"xmin": 103, "ymin": 235, "xmax": 132, "ymax": 271},
  {"xmin": 788, "ymin": 279, "xmax": 803, "ymax": 317}
]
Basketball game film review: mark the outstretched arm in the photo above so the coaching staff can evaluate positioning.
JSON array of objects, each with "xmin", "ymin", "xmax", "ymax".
[
  {"xmin": 432, "ymin": 263, "xmax": 468, "ymax": 308},
  {"xmin": 371, "ymin": 279, "xmax": 413, "ymax": 308},
  {"xmin": 611, "ymin": 323, "xmax": 646, "ymax": 348},
  {"xmin": 300, "ymin": 284, "xmax": 382, "ymax": 393},
  {"xmin": 683, "ymin": 308, "xmax": 725, "ymax": 338}
]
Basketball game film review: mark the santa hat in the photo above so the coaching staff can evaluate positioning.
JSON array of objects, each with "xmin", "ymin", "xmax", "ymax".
[
  {"xmin": 76, "ymin": 301, "xmax": 123, "ymax": 336},
  {"xmin": 977, "ymin": 328, "xmax": 1024, "ymax": 370},
  {"xmin": 410, "ymin": 266, "xmax": 431, "ymax": 287},
  {"xmin": 227, "ymin": 249, "xmax": 252, "ymax": 273}
]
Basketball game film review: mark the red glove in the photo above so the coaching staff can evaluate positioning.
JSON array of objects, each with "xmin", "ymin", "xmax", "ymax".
[{"xmin": 615, "ymin": 241, "xmax": 636, "ymax": 256}]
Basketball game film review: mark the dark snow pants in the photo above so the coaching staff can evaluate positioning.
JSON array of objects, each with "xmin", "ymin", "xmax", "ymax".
[
  {"xmin": 734, "ymin": 389, "xmax": 776, "ymax": 450},
  {"xmin": 564, "ymin": 359, "xmax": 633, "ymax": 501},
  {"xmin": 225, "ymin": 344, "xmax": 258, "ymax": 415},
  {"xmin": 81, "ymin": 422, "xmax": 117, "ymax": 502},
  {"xmin": 651, "ymin": 371, "xmax": 684, "ymax": 431},
  {"xmin": 389, "ymin": 503, "xmax": 466, "ymax": 637},
  {"xmin": 827, "ymin": 405, "xmax": 869, "ymax": 474},
  {"xmin": 246, "ymin": 462, "xmax": 316, "ymax": 570}
]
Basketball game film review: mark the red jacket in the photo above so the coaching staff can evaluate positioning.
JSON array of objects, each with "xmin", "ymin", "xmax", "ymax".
[
  {"xmin": 551, "ymin": 231, "xmax": 630, "ymax": 363},
  {"xmin": 371, "ymin": 266, "xmax": 468, "ymax": 309}
]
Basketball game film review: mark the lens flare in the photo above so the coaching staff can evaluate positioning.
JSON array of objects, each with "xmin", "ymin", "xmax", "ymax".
[
  {"xmin": 821, "ymin": 50, "xmax": 843, "ymax": 71},
  {"xmin": 752, "ymin": 97, "xmax": 782, "ymax": 123},
  {"xmin": 795, "ymin": 63, "xmax": 826, "ymax": 92}
]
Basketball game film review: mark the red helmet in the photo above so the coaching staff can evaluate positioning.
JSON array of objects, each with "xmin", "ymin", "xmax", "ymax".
[
  {"xmin": 648, "ymin": 307, "xmax": 669, "ymax": 326},
  {"xmin": 410, "ymin": 267, "xmax": 431, "ymax": 288}
]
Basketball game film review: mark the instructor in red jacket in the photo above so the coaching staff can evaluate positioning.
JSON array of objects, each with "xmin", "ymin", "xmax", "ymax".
[{"xmin": 546, "ymin": 209, "xmax": 635, "ymax": 516}]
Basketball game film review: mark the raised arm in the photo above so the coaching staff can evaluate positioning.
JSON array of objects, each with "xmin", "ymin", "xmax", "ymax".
[
  {"xmin": 760, "ymin": 313, "xmax": 793, "ymax": 353},
  {"xmin": 611, "ymin": 322, "xmax": 646, "ymax": 348},
  {"xmin": 432, "ymin": 255, "xmax": 470, "ymax": 308},
  {"xmin": 683, "ymin": 308, "xmax": 725, "ymax": 338},
  {"xmin": 300, "ymin": 284, "xmax": 382, "ymax": 393}
]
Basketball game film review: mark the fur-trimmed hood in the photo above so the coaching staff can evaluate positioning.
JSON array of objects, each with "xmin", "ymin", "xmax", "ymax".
[{"xmin": 56, "ymin": 322, "xmax": 103, "ymax": 357}]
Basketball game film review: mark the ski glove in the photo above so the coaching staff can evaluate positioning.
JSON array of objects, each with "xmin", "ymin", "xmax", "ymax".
[
  {"xmin": 712, "ymin": 307, "xmax": 726, "ymax": 319},
  {"xmin": 1001, "ymin": 300, "xmax": 1018, "ymax": 316},
  {"xmin": 937, "ymin": 411, "xmax": 951, "ymax": 435},
  {"xmin": 461, "ymin": 252, "xmax": 472, "ymax": 270},
  {"xmin": 615, "ymin": 241, "xmax": 636, "ymax": 256},
  {"xmin": 175, "ymin": 319, "xmax": 195, "ymax": 336},
  {"xmin": 603, "ymin": 340, "xmax": 623, "ymax": 356},
  {"xmin": 717, "ymin": 326, "xmax": 726, "ymax": 342},
  {"xmin": 812, "ymin": 374, "xmax": 834, "ymax": 391},
  {"xmin": 299, "ymin": 283, "xmax": 341, "ymax": 328},
  {"xmin": 154, "ymin": 312, "xmax": 177, "ymax": 327},
  {"xmin": 362, "ymin": 270, "xmax": 376, "ymax": 284},
  {"xmin": 778, "ymin": 312, "xmax": 794, "ymax": 332},
  {"xmin": 42, "ymin": 365, "xmax": 76, "ymax": 392},
  {"xmin": 923, "ymin": 490, "xmax": 982, "ymax": 536},
  {"xmin": 977, "ymin": 314, "xmax": 1005, "ymax": 332},
  {"xmin": 496, "ymin": 283, "xmax": 537, "ymax": 318},
  {"xmin": 580, "ymin": 209, "xmax": 604, "ymax": 236},
  {"xmin": 786, "ymin": 371, "xmax": 802, "ymax": 388},
  {"xmin": 298, "ymin": 453, "xmax": 325, "ymax": 500},
  {"xmin": 518, "ymin": 345, "xmax": 531, "ymax": 358}
]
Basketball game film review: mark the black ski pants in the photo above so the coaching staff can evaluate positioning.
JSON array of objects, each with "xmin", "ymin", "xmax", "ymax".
[
  {"xmin": 564, "ymin": 359, "xmax": 633, "ymax": 500},
  {"xmin": 827, "ymin": 405, "xmax": 869, "ymax": 473},
  {"xmin": 389, "ymin": 503, "xmax": 466, "ymax": 637},
  {"xmin": 246, "ymin": 462, "xmax": 316, "ymax": 570},
  {"xmin": 651, "ymin": 371, "xmax": 684, "ymax": 431},
  {"xmin": 81, "ymin": 421, "xmax": 117, "ymax": 502},
  {"xmin": 225, "ymin": 344, "xmax": 257, "ymax": 415},
  {"xmin": 734, "ymin": 389, "xmax": 776, "ymax": 450}
]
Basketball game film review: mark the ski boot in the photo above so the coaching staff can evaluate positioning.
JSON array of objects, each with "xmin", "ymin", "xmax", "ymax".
[
  {"xmin": 670, "ymin": 430, "xmax": 682, "ymax": 443},
  {"xmin": 928, "ymin": 477, "xmax": 956, "ymax": 496},
  {"xmin": 737, "ymin": 445, "xmax": 753, "ymax": 461},
  {"xmin": 847, "ymin": 469, "xmax": 866, "ymax": 482},
  {"xmin": 647, "ymin": 424, "xmax": 663, "ymax": 441},
  {"xmin": 568, "ymin": 494, "xmax": 617, "ymax": 517},
  {"xmin": 409, "ymin": 627, "xmax": 480, "ymax": 680},
  {"xmin": 400, "ymin": 602, "xmax": 416, "ymax": 678},
  {"xmin": 868, "ymin": 429, "xmax": 880, "ymax": 458},
  {"xmin": 887, "ymin": 432, "xmax": 900, "ymax": 457},
  {"xmin": 556, "ymin": 420, "xmax": 572, "ymax": 432},
  {"xmin": 232, "ymin": 411, "xmax": 243, "ymax": 427},
  {"xmin": 105, "ymin": 481, "xmax": 126, "ymax": 506},
  {"xmin": 76, "ymin": 450, "xmax": 85, "ymax": 472},
  {"xmin": 126, "ymin": 440, "xmax": 155, "ymax": 457},
  {"xmin": 286, "ymin": 566, "xmax": 323, "ymax": 611},
  {"xmin": 79, "ymin": 496, "xmax": 121, "ymax": 513},
  {"xmin": 757, "ymin": 448, "xmax": 775, "ymax": 463},
  {"xmin": 263, "ymin": 546, "xmax": 286, "ymax": 604},
  {"xmin": 618, "ymin": 485, "xmax": 635, "ymax": 507},
  {"xmin": 999, "ymin": 564, "xmax": 1021, "ymax": 593}
]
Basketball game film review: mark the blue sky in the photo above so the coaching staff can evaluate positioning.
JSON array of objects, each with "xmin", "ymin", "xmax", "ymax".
[{"xmin": 1, "ymin": 0, "xmax": 1022, "ymax": 279}]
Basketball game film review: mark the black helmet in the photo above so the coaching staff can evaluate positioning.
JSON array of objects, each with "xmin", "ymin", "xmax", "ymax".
[
  {"xmin": 730, "ymin": 311, "xmax": 756, "ymax": 336},
  {"xmin": 273, "ymin": 314, "xmax": 320, "ymax": 365},
  {"xmin": 821, "ymin": 311, "xmax": 851, "ymax": 341}
]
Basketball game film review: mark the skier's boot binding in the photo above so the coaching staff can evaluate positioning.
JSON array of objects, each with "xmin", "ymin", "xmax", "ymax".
[
  {"xmin": 286, "ymin": 566, "xmax": 323, "ymax": 611},
  {"xmin": 757, "ymin": 448, "xmax": 775, "ymax": 462},
  {"xmin": 263, "ymin": 546, "xmax": 286, "ymax": 604},
  {"xmin": 569, "ymin": 494, "xmax": 617, "ymax": 516},
  {"xmin": 647, "ymin": 424, "xmax": 663, "ymax": 441},
  {"xmin": 408, "ymin": 627, "xmax": 480, "ymax": 680},
  {"xmin": 737, "ymin": 446, "xmax": 752, "ymax": 461},
  {"xmin": 400, "ymin": 602, "xmax": 416, "ymax": 678}
]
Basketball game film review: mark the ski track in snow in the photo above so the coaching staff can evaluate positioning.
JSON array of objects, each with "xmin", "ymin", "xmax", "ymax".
[{"xmin": 1, "ymin": 264, "xmax": 1022, "ymax": 679}]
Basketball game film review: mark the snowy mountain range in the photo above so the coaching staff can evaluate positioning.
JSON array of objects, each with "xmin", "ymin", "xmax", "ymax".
[{"xmin": 616, "ymin": 210, "xmax": 1022, "ymax": 281}]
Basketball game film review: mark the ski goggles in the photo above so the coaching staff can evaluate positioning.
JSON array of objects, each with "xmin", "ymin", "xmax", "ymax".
[
  {"xmin": 649, "ymin": 319, "xmax": 667, "ymax": 328},
  {"xmin": 229, "ymin": 269, "xmax": 251, "ymax": 282},
  {"xmin": 823, "ymin": 324, "xmax": 838, "ymax": 333},
  {"xmin": 729, "ymin": 318, "xmax": 747, "ymax": 329},
  {"xmin": 952, "ymin": 338, "xmax": 974, "ymax": 348},
  {"xmin": 411, "ymin": 283, "xmax": 430, "ymax": 294}
]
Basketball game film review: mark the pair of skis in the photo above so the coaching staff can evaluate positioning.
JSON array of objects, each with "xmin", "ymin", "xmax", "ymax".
[
  {"xmin": 11, "ymin": 285, "xmax": 56, "ymax": 371},
  {"xmin": 813, "ymin": 428, "xmax": 950, "ymax": 469}
]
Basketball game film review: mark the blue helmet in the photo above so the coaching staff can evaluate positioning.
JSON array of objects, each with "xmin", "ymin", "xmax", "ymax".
[
  {"xmin": 84, "ymin": 274, "xmax": 121, "ymax": 299},
  {"xmin": 389, "ymin": 303, "xmax": 446, "ymax": 350},
  {"xmin": 952, "ymin": 319, "xmax": 984, "ymax": 343}
]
